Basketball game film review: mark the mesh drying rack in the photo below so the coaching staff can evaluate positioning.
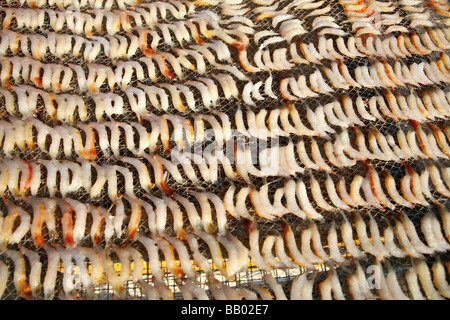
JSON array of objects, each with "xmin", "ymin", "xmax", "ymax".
[{"xmin": 0, "ymin": 0, "xmax": 449, "ymax": 300}]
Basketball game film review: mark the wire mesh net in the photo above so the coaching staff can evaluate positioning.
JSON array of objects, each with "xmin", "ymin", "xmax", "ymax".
[{"xmin": 0, "ymin": 0, "xmax": 450, "ymax": 300}]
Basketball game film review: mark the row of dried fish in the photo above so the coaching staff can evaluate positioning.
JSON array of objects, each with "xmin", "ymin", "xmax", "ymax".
[
  {"xmin": 2, "ymin": 0, "xmax": 177, "ymax": 10},
  {"xmin": 0, "ymin": 191, "xmax": 238, "ymax": 247},
  {"xmin": 3, "ymin": 1, "xmax": 448, "ymax": 39},
  {"xmin": 0, "ymin": 7, "xmax": 263, "ymax": 45},
  {"xmin": 0, "ymin": 26, "xmax": 247, "ymax": 64},
  {"xmin": 0, "ymin": 159, "xmax": 449, "ymax": 243},
  {"xmin": 0, "ymin": 4, "xmax": 198, "ymax": 34},
  {"xmin": 216, "ymin": 0, "xmax": 450, "ymax": 37},
  {"xmin": 285, "ymin": 31, "xmax": 450, "ymax": 67},
  {"xmin": 1, "ymin": 3, "xmax": 450, "ymax": 63},
  {"xmin": 242, "ymin": 29, "xmax": 450, "ymax": 72},
  {"xmin": 399, "ymin": 0, "xmax": 450, "ymax": 20},
  {"xmin": 1, "ymin": 86, "xmax": 449, "ymax": 136},
  {"xmin": 291, "ymin": 257, "xmax": 450, "ymax": 300},
  {"xmin": 1, "ymin": 2, "xmax": 449, "ymax": 73},
  {"xmin": 1, "ymin": 36, "xmax": 450, "ymax": 94},
  {"xmin": 1, "ymin": 111, "xmax": 449, "ymax": 171},
  {"xmin": 1, "ymin": 61, "xmax": 449, "ymax": 123},
  {"xmin": 2, "ymin": 22, "xmax": 450, "ymax": 67},
  {"xmin": 0, "ymin": 230, "xmax": 249, "ymax": 299},
  {"xmin": 1, "ymin": 134, "xmax": 449, "ymax": 197},
  {"xmin": 339, "ymin": 0, "xmax": 450, "ymax": 34},
  {"xmin": 279, "ymin": 208, "xmax": 450, "ymax": 266},
  {"xmin": 0, "ymin": 21, "xmax": 450, "ymax": 65},
  {"xmin": 0, "ymin": 55, "xmax": 247, "ymax": 94},
  {"xmin": 1, "ymin": 207, "xmax": 449, "ymax": 299}
]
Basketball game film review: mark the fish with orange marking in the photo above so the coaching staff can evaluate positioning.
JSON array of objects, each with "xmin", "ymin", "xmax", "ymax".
[
  {"xmin": 155, "ymin": 236, "xmax": 185, "ymax": 278},
  {"xmin": 89, "ymin": 206, "xmax": 105, "ymax": 245},
  {"xmin": 58, "ymin": 199, "xmax": 75, "ymax": 247},
  {"xmin": 409, "ymin": 120, "xmax": 436, "ymax": 158},
  {"xmin": 30, "ymin": 201, "xmax": 46, "ymax": 248},
  {"xmin": 6, "ymin": 249, "xmax": 32, "ymax": 299}
]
